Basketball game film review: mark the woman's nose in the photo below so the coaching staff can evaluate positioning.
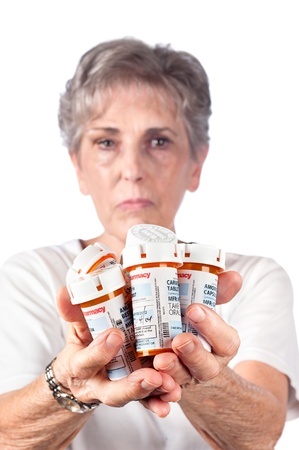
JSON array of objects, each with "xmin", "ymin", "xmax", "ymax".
[{"xmin": 122, "ymin": 150, "xmax": 144, "ymax": 182}]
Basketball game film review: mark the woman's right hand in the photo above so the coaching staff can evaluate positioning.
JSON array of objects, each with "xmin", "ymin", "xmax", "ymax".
[{"xmin": 56, "ymin": 286, "xmax": 181, "ymax": 417}]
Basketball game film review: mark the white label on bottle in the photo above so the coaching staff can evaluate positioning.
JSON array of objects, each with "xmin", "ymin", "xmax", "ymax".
[
  {"xmin": 130, "ymin": 266, "xmax": 182, "ymax": 352},
  {"xmin": 178, "ymin": 269, "xmax": 218, "ymax": 351},
  {"xmin": 81, "ymin": 292, "xmax": 143, "ymax": 380}
]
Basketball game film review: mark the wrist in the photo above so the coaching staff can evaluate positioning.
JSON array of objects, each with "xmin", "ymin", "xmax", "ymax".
[{"xmin": 45, "ymin": 357, "xmax": 101, "ymax": 414}]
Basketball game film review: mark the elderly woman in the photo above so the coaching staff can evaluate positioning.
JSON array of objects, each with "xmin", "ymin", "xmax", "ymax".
[{"xmin": 0, "ymin": 37, "xmax": 298, "ymax": 449}]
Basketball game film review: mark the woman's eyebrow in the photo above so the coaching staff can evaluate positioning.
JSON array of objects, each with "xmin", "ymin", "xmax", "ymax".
[
  {"xmin": 145, "ymin": 127, "xmax": 178, "ymax": 137},
  {"xmin": 86, "ymin": 127, "xmax": 120, "ymax": 134}
]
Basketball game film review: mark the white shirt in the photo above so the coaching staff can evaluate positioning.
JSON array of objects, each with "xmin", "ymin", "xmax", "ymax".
[{"xmin": 1, "ymin": 239, "xmax": 299, "ymax": 449}]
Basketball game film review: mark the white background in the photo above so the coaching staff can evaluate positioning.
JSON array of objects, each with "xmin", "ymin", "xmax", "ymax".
[{"xmin": 0, "ymin": 1, "xmax": 298, "ymax": 447}]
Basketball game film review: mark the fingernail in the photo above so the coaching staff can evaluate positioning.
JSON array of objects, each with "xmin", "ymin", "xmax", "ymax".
[
  {"xmin": 155, "ymin": 387, "xmax": 168, "ymax": 393},
  {"xmin": 105, "ymin": 332, "xmax": 124, "ymax": 349},
  {"xmin": 177, "ymin": 340, "xmax": 195, "ymax": 355},
  {"xmin": 187, "ymin": 305, "xmax": 206, "ymax": 323},
  {"xmin": 141, "ymin": 379, "xmax": 159, "ymax": 391}
]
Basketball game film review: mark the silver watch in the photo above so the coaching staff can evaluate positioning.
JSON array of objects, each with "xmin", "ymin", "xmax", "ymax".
[{"xmin": 45, "ymin": 358, "xmax": 100, "ymax": 413}]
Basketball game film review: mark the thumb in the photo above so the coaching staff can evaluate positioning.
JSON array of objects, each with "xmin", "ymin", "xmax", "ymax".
[
  {"xmin": 56, "ymin": 285, "xmax": 92, "ymax": 343},
  {"xmin": 56, "ymin": 285, "xmax": 84, "ymax": 322},
  {"xmin": 217, "ymin": 270, "xmax": 242, "ymax": 305}
]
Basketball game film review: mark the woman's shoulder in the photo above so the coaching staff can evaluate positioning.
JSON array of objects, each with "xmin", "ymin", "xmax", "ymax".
[
  {"xmin": 0, "ymin": 239, "xmax": 83, "ymax": 284},
  {"xmin": 226, "ymin": 250, "xmax": 288, "ymax": 277}
]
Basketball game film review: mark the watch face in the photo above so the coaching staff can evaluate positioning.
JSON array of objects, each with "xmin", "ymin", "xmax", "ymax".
[{"xmin": 56, "ymin": 392, "xmax": 85, "ymax": 413}]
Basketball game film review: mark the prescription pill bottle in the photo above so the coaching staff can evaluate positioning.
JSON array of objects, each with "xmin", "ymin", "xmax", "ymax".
[
  {"xmin": 122, "ymin": 224, "xmax": 183, "ymax": 357},
  {"xmin": 66, "ymin": 242, "xmax": 117, "ymax": 287},
  {"xmin": 178, "ymin": 242, "xmax": 225, "ymax": 351},
  {"xmin": 67, "ymin": 264, "xmax": 147, "ymax": 380}
]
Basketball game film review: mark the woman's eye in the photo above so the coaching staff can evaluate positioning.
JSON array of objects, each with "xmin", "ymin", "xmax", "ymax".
[
  {"xmin": 96, "ymin": 139, "xmax": 114, "ymax": 149},
  {"xmin": 151, "ymin": 137, "xmax": 169, "ymax": 147}
]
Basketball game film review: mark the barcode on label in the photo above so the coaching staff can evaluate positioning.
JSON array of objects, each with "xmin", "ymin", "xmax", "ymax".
[
  {"xmin": 127, "ymin": 350, "xmax": 137, "ymax": 362},
  {"xmin": 115, "ymin": 319, "xmax": 136, "ymax": 362},
  {"xmin": 116, "ymin": 319, "xmax": 125, "ymax": 332},
  {"xmin": 162, "ymin": 322, "xmax": 170, "ymax": 337}
]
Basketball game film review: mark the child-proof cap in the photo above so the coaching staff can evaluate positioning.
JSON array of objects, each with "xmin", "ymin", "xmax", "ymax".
[
  {"xmin": 179, "ymin": 242, "xmax": 225, "ymax": 269},
  {"xmin": 125, "ymin": 224, "xmax": 177, "ymax": 245},
  {"xmin": 66, "ymin": 242, "xmax": 117, "ymax": 286},
  {"xmin": 68, "ymin": 264, "xmax": 126, "ymax": 305},
  {"xmin": 122, "ymin": 224, "xmax": 182, "ymax": 269}
]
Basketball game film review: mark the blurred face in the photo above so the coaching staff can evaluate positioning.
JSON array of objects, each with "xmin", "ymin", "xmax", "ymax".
[{"xmin": 71, "ymin": 85, "xmax": 207, "ymax": 246}]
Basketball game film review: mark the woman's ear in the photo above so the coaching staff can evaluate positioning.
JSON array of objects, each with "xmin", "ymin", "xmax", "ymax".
[
  {"xmin": 188, "ymin": 145, "xmax": 209, "ymax": 193},
  {"xmin": 69, "ymin": 152, "xmax": 89, "ymax": 196}
]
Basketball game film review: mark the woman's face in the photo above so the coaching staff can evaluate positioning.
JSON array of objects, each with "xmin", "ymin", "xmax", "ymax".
[{"xmin": 71, "ymin": 85, "xmax": 207, "ymax": 244}]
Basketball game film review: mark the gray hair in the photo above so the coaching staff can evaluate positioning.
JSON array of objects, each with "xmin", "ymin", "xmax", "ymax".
[{"xmin": 58, "ymin": 37, "xmax": 211, "ymax": 157}]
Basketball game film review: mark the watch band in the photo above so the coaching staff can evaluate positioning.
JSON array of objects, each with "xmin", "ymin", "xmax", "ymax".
[{"xmin": 45, "ymin": 358, "xmax": 101, "ymax": 413}]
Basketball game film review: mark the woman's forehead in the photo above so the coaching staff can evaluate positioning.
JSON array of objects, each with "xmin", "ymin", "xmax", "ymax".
[{"xmin": 89, "ymin": 83, "xmax": 181, "ymax": 119}]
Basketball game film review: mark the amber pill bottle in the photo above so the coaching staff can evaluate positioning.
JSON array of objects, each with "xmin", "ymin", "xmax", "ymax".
[
  {"xmin": 67, "ymin": 264, "xmax": 149, "ymax": 379},
  {"xmin": 122, "ymin": 224, "xmax": 183, "ymax": 357},
  {"xmin": 178, "ymin": 242, "xmax": 225, "ymax": 351}
]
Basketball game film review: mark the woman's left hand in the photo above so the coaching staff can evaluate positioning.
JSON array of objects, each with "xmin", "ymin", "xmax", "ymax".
[{"xmin": 153, "ymin": 270, "xmax": 242, "ymax": 385}]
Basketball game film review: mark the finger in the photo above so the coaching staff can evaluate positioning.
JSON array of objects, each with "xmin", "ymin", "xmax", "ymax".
[
  {"xmin": 54, "ymin": 328, "xmax": 125, "ymax": 394},
  {"xmin": 186, "ymin": 305, "xmax": 240, "ymax": 358},
  {"xmin": 56, "ymin": 285, "xmax": 84, "ymax": 322},
  {"xmin": 70, "ymin": 328, "xmax": 125, "ymax": 381},
  {"xmin": 155, "ymin": 380, "xmax": 182, "ymax": 403},
  {"xmin": 139, "ymin": 397, "xmax": 172, "ymax": 418},
  {"xmin": 89, "ymin": 368, "xmax": 176, "ymax": 407},
  {"xmin": 153, "ymin": 351, "xmax": 190, "ymax": 385},
  {"xmin": 172, "ymin": 306, "xmax": 240, "ymax": 381},
  {"xmin": 150, "ymin": 371, "xmax": 182, "ymax": 402},
  {"xmin": 217, "ymin": 270, "xmax": 242, "ymax": 305},
  {"xmin": 172, "ymin": 332, "xmax": 215, "ymax": 381},
  {"xmin": 69, "ymin": 332, "xmax": 180, "ymax": 405},
  {"xmin": 138, "ymin": 380, "xmax": 181, "ymax": 417}
]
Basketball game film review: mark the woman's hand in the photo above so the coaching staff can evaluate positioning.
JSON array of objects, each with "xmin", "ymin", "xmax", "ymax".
[
  {"xmin": 153, "ymin": 270, "xmax": 242, "ymax": 385},
  {"xmin": 56, "ymin": 286, "xmax": 181, "ymax": 417}
]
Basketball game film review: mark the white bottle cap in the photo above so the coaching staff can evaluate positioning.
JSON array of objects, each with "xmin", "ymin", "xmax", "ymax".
[
  {"xmin": 68, "ymin": 264, "xmax": 126, "ymax": 305},
  {"xmin": 125, "ymin": 224, "xmax": 177, "ymax": 245},
  {"xmin": 66, "ymin": 243, "xmax": 117, "ymax": 286},
  {"xmin": 179, "ymin": 243, "xmax": 225, "ymax": 270},
  {"xmin": 122, "ymin": 242, "xmax": 183, "ymax": 269},
  {"xmin": 122, "ymin": 224, "xmax": 181, "ymax": 269}
]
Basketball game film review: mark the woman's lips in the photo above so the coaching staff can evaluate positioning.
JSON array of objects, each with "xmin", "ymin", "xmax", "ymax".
[{"xmin": 117, "ymin": 198, "xmax": 154, "ymax": 210}]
